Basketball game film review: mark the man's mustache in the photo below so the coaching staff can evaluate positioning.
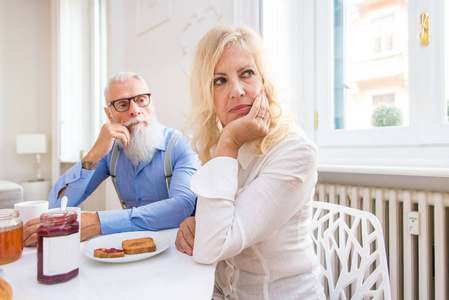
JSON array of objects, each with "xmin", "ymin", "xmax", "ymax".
[{"xmin": 121, "ymin": 116, "xmax": 149, "ymax": 128}]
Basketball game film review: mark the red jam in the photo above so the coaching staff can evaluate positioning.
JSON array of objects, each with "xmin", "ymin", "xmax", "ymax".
[
  {"xmin": 95, "ymin": 248, "xmax": 124, "ymax": 253},
  {"xmin": 37, "ymin": 210, "xmax": 79, "ymax": 284}
]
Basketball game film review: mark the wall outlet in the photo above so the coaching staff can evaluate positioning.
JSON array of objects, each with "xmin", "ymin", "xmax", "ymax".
[{"xmin": 408, "ymin": 211, "xmax": 420, "ymax": 235}]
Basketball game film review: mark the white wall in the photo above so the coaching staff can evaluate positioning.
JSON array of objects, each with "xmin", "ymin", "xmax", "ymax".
[
  {"xmin": 0, "ymin": 0, "xmax": 52, "ymax": 184},
  {"xmin": 107, "ymin": 0, "xmax": 236, "ymax": 131}
]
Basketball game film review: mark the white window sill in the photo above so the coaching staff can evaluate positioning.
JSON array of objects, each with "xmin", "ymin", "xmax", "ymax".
[
  {"xmin": 318, "ymin": 164, "xmax": 449, "ymax": 178},
  {"xmin": 317, "ymin": 144, "xmax": 449, "ymax": 178}
]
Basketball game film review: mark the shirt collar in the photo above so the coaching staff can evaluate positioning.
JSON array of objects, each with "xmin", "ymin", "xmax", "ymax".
[{"xmin": 153, "ymin": 121, "xmax": 166, "ymax": 151}]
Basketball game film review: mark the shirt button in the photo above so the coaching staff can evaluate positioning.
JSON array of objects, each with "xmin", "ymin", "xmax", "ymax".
[
  {"xmin": 72, "ymin": 174, "xmax": 76, "ymax": 179},
  {"xmin": 137, "ymin": 198, "xmax": 141, "ymax": 201}
]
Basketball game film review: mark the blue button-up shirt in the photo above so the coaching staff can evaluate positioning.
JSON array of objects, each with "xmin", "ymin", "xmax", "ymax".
[{"xmin": 48, "ymin": 123, "xmax": 200, "ymax": 235}]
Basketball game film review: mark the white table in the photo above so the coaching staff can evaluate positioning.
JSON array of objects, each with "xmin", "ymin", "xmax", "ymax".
[{"xmin": 1, "ymin": 228, "xmax": 215, "ymax": 300}]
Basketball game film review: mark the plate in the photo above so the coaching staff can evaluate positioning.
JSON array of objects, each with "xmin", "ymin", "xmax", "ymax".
[{"xmin": 82, "ymin": 231, "xmax": 170, "ymax": 263}]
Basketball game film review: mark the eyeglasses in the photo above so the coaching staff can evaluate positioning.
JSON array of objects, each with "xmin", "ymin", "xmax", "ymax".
[{"xmin": 107, "ymin": 93, "xmax": 151, "ymax": 112}]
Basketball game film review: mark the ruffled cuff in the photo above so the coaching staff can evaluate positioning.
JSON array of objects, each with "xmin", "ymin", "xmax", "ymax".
[{"xmin": 190, "ymin": 156, "xmax": 238, "ymax": 200}]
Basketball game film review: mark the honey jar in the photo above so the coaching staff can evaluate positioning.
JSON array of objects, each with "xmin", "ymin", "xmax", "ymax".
[
  {"xmin": 37, "ymin": 210, "xmax": 79, "ymax": 284},
  {"xmin": 0, "ymin": 209, "xmax": 23, "ymax": 265}
]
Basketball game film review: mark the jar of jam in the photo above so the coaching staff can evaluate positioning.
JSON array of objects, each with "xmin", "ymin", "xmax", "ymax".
[
  {"xmin": 37, "ymin": 210, "xmax": 79, "ymax": 284},
  {"xmin": 0, "ymin": 209, "xmax": 23, "ymax": 265}
]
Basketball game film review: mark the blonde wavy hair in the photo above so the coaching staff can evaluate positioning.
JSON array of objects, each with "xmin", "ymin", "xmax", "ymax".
[{"xmin": 185, "ymin": 24, "xmax": 293, "ymax": 164}]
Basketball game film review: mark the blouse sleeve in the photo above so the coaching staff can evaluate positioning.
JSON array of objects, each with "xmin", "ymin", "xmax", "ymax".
[{"xmin": 191, "ymin": 136, "xmax": 318, "ymax": 264}]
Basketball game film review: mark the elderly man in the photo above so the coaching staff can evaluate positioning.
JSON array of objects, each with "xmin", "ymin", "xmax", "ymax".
[{"xmin": 23, "ymin": 72, "xmax": 199, "ymax": 246}]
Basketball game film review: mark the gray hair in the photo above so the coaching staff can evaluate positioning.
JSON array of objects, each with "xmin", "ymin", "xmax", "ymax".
[{"xmin": 104, "ymin": 72, "xmax": 149, "ymax": 99}]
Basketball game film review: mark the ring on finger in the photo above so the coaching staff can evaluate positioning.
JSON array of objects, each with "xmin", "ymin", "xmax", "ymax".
[{"xmin": 256, "ymin": 114, "xmax": 265, "ymax": 119}]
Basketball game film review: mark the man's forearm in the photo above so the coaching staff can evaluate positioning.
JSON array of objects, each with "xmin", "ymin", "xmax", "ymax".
[
  {"xmin": 56, "ymin": 157, "xmax": 97, "ymax": 200},
  {"xmin": 50, "ymin": 159, "xmax": 104, "ymax": 208},
  {"xmin": 81, "ymin": 149, "xmax": 104, "ymax": 170},
  {"xmin": 81, "ymin": 159, "xmax": 98, "ymax": 170}
]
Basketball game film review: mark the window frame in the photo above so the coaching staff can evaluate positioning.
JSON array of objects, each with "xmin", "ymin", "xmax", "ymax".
[{"xmin": 314, "ymin": 0, "xmax": 449, "ymax": 173}]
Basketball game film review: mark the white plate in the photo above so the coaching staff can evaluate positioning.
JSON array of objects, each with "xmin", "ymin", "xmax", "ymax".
[{"xmin": 82, "ymin": 231, "xmax": 170, "ymax": 263}]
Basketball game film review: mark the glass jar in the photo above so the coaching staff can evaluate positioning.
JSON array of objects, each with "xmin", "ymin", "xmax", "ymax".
[
  {"xmin": 37, "ymin": 210, "xmax": 79, "ymax": 284},
  {"xmin": 0, "ymin": 209, "xmax": 23, "ymax": 265}
]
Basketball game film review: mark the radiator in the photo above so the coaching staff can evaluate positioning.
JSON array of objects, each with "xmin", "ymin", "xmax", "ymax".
[{"xmin": 315, "ymin": 183, "xmax": 449, "ymax": 300}]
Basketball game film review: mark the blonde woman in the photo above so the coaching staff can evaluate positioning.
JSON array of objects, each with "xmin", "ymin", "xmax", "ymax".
[{"xmin": 176, "ymin": 24, "xmax": 324, "ymax": 300}]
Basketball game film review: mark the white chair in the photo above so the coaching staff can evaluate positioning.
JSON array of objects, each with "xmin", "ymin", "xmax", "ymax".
[
  {"xmin": 310, "ymin": 201, "xmax": 391, "ymax": 300},
  {"xmin": 0, "ymin": 180, "xmax": 23, "ymax": 209}
]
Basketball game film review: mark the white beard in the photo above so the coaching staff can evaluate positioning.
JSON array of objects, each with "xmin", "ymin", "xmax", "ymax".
[{"xmin": 115, "ymin": 116, "xmax": 162, "ymax": 166}]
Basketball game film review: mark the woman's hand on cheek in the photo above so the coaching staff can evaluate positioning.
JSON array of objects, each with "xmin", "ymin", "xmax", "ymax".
[
  {"xmin": 225, "ymin": 92, "xmax": 270, "ymax": 144},
  {"xmin": 214, "ymin": 93, "xmax": 271, "ymax": 159}
]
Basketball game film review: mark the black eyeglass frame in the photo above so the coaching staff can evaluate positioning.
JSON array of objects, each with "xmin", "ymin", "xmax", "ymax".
[{"xmin": 107, "ymin": 93, "xmax": 152, "ymax": 112}]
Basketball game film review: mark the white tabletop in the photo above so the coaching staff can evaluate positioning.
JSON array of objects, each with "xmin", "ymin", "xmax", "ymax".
[{"xmin": 1, "ymin": 228, "xmax": 215, "ymax": 300}]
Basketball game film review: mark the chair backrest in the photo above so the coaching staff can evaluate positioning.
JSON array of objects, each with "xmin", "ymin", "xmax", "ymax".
[
  {"xmin": 310, "ymin": 201, "xmax": 391, "ymax": 300},
  {"xmin": 0, "ymin": 180, "xmax": 23, "ymax": 209}
]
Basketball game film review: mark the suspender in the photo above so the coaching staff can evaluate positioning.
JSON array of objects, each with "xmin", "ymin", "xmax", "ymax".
[
  {"xmin": 164, "ymin": 132, "xmax": 181, "ymax": 193},
  {"xmin": 110, "ymin": 142, "xmax": 123, "ymax": 209},
  {"xmin": 110, "ymin": 132, "xmax": 182, "ymax": 209}
]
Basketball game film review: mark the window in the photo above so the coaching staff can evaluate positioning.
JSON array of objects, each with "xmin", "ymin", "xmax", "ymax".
[
  {"xmin": 372, "ymin": 14, "xmax": 394, "ymax": 53},
  {"xmin": 372, "ymin": 93, "xmax": 395, "ymax": 106},
  {"xmin": 263, "ymin": 0, "xmax": 449, "ymax": 173},
  {"xmin": 313, "ymin": 0, "xmax": 449, "ymax": 172},
  {"xmin": 334, "ymin": 0, "xmax": 408, "ymax": 130},
  {"xmin": 446, "ymin": 1, "xmax": 449, "ymax": 124},
  {"xmin": 58, "ymin": 0, "xmax": 106, "ymax": 162}
]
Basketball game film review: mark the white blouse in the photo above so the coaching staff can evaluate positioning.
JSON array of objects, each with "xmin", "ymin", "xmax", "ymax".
[{"xmin": 191, "ymin": 131, "xmax": 325, "ymax": 300}]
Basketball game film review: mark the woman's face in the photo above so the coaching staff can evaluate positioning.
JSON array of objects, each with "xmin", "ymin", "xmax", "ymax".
[{"xmin": 213, "ymin": 43, "xmax": 264, "ymax": 127}]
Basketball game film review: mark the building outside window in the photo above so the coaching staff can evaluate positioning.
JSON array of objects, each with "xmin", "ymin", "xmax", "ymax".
[
  {"xmin": 372, "ymin": 93, "xmax": 395, "ymax": 106},
  {"xmin": 335, "ymin": 0, "xmax": 408, "ymax": 130},
  {"xmin": 372, "ymin": 14, "xmax": 394, "ymax": 53}
]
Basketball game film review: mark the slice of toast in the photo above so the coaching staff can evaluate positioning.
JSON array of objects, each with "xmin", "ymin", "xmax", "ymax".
[
  {"xmin": 122, "ymin": 237, "xmax": 156, "ymax": 254},
  {"xmin": 94, "ymin": 248, "xmax": 125, "ymax": 258},
  {"xmin": 0, "ymin": 278, "xmax": 12, "ymax": 300}
]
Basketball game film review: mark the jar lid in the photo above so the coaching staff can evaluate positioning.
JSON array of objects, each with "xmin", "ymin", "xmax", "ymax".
[
  {"xmin": 0, "ymin": 209, "xmax": 19, "ymax": 220},
  {"xmin": 0, "ymin": 209, "xmax": 21, "ymax": 230},
  {"xmin": 40, "ymin": 210, "xmax": 77, "ymax": 225}
]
